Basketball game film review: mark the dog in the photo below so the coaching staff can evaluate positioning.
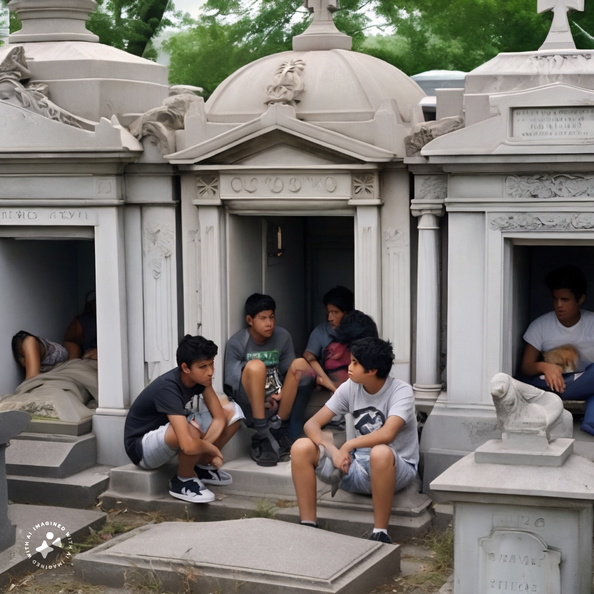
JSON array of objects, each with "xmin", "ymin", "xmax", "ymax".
[{"xmin": 543, "ymin": 344, "xmax": 579, "ymax": 373}]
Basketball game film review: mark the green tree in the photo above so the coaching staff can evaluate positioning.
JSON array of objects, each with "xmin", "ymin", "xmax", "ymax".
[
  {"xmin": 166, "ymin": 0, "xmax": 594, "ymax": 96},
  {"xmin": 165, "ymin": 0, "xmax": 372, "ymax": 96},
  {"xmin": 86, "ymin": 0, "xmax": 190, "ymax": 59},
  {"xmin": 370, "ymin": 0, "xmax": 594, "ymax": 74}
]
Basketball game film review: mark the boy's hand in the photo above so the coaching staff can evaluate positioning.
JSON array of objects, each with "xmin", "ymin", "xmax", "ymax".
[
  {"xmin": 332, "ymin": 447, "xmax": 351, "ymax": 474},
  {"xmin": 541, "ymin": 362, "xmax": 565, "ymax": 393},
  {"xmin": 198, "ymin": 441, "xmax": 223, "ymax": 465}
]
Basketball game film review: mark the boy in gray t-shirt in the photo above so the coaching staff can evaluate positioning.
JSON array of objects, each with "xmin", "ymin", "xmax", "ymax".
[
  {"xmin": 223, "ymin": 293, "xmax": 311, "ymax": 467},
  {"xmin": 291, "ymin": 337, "xmax": 419, "ymax": 544}
]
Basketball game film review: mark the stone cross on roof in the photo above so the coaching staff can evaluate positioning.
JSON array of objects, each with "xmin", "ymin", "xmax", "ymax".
[
  {"xmin": 304, "ymin": 0, "xmax": 338, "ymax": 23},
  {"xmin": 293, "ymin": 0, "xmax": 351, "ymax": 51},
  {"xmin": 538, "ymin": 0, "xmax": 584, "ymax": 50}
]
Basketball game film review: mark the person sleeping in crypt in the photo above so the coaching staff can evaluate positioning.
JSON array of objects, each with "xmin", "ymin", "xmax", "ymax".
[
  {"xmin": 520, "ymin": 265, "xmax": 594, "ymax": 435},
  {"xmin": 11, "ymin": 330, "xmax": 69, "ymax": 379}
]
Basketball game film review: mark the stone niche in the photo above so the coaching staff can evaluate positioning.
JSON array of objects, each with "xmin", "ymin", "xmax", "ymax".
[{"xmin": 419, "ymin": 81, "xmax": 594, "ymax": 492}]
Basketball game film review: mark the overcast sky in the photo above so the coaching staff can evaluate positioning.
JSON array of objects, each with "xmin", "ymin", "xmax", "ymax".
[{"xmin": 173, "ymin": 0, "xmax": 206, "ymax": 19}]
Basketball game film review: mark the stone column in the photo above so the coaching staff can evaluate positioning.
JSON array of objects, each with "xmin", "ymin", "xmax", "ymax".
[
  {"xmin": 411, "ymin": 175, "xmax": 445, "ymax": 411},
  {"xmin": 354, "ymin": 205, "xmax": 381, "ymax": 325}
]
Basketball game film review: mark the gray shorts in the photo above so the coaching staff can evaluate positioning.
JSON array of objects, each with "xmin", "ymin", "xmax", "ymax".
[
  {"xmin": 138, "ymin": 402, "xmax": 244, "ymax": 470},
  {"xmin": 315, "ymin": 445, "xmax": 417, "ymax": 495}
]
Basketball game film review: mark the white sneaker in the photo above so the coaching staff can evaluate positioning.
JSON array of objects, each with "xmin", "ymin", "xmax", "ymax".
[{"xmin": 169, "ymin": 476, "xmax": 215, "ymax": 503}]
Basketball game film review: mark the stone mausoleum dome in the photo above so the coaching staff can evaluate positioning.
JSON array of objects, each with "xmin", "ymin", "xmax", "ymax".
[
  {"xmin": 3, "ymin": 0, "xmax": 168, "ymax": 122},
  {"xmin": 206, "ymin": 0, "xmax": 425, "ymax": 128}
]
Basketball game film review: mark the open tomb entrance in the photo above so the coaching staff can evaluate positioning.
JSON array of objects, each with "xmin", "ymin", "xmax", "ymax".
[
  {"xmin": 0, "ymin": 229, "xmax": 95, "ymax": 395},
  {"xmin": 507, "ymin": 241, "xmax": 594, "ymax": 378},
  {"xmin": 226, "ymin": 214, "xmax": 354, "ymax": 354}
]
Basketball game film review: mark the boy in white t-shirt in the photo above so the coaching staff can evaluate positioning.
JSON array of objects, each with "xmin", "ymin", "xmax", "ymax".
[
  {"xmin": 290, "ymin": 337, "xmax": 419, "ymax": 544},
  {"xmin": 521, "ymin": 265, "xmax": 594, "ymax": 435}
]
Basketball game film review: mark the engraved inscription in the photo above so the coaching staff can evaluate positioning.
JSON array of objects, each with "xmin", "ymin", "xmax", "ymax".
[
  {"xmin": 480, "ymin": 531, "xmax": 561, "ymax": 594},
  {"xmin": 493, "ymin": 515, "xmax": 546, "ymax": 531},
  {"xmin": 0, "ymin": 209, "xmax": 90, "ymax": 222},
  {"xmin": 0, "ymin": 210, "xmax": 37, "ymax": 220},
  {"xmin": 512, "ymin": 107, "xmax": 594, "ymax": 139},
  {"xmin": 221, "ymin": 173, "xmax": 349, "ymax": 198}
]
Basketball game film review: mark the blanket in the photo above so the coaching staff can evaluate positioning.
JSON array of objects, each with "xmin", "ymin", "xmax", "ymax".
[{"xmin": 0, "ymin": 359, "xmax": 98, "ymax": 422}]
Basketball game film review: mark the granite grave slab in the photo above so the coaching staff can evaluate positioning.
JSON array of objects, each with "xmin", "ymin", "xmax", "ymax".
[{"xmin": 74, "ymin": 517, "xmax": 400, "ymax": 593}]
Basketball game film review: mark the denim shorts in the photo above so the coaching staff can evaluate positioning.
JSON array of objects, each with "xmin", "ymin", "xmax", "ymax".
[{"xmin": 315, "ymin": 445, "xmax": 417, "ymax": 495}]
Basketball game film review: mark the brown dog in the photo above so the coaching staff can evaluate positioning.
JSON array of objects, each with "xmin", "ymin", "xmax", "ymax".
[{"xmin": 543, "ymin": 344, "xmax": 579, "ymax": 373}]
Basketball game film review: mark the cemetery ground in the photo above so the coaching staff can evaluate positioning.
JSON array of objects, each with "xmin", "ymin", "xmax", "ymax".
[{"xmin": 4, "ymin": 503, "xmax": 454, "ymax": 594}]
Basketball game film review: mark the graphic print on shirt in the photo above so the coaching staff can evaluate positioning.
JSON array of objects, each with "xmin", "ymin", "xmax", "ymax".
[
  {"xmin": 246, "ymin": 349, "xmax": 282, "ymax": 396},
  {"xmin": 353, "ymin": 406, "xmax": 386, "ymax": 436}
]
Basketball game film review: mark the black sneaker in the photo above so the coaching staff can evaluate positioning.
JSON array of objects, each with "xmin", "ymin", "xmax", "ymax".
[
  {"xmin": 368, "ymin": 531, "xmax": 393, "ymax": 544},
  {"xmin": 169, "ymin": 476, "xmax": 215, "ymax": 503},
  {"xmin": 271, "ymin": 426, "xmax": 293, "ymax": 461},
  {"xmin": 195, "ymin": 464, "xmax": 233, "ymax": 486},
  {"xmin": 251, "ymin": 435, "xmax": 279, "ymax": 467}
]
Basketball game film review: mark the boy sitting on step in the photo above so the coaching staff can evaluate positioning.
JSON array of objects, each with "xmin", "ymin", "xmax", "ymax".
[
  {"xmin": 124, "ymin": 335, "xmax": 243, "ymax": 503},
  {"xmin": 290, "ymin": 337, "xmax": 419, "ymax": 544},
  {"xmin": 223, "ymin": 293, "xmax": 311, "ymax": 467}
]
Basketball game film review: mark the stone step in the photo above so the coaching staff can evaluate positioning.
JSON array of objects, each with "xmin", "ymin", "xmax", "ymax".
[
  {"xmin": 8, "ymin": 465, "xmax": 111, "ymax": 508},
  {"xmin": 101, "ymin": 456, "xmax": 434, "ymax": 540},
  {"xmin": 7, "ymin": 432, "xmax": 97, "ymax": 478}
]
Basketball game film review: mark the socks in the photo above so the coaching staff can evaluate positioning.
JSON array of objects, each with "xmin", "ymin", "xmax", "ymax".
[
  {"xmin": 253, "ymin": 417, "xmax": 269, "ymax": 440},
  {"xmin": 372, "ymin": 528, "xmax": 389, "ymax": 536}
]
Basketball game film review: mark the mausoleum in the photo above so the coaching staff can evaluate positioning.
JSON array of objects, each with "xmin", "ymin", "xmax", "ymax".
[{"xmin": 2, "ymin": 0, "xmax": 594, "ymax": 517}]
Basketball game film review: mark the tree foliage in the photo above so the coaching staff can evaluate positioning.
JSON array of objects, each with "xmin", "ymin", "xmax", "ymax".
[
  {"xmin": 86, "ymin": 0, "xmax": 180, "ymax": 59},
  {"xmin": 165, "ymin": 0, "xmax": 594, "ymax": 97}
]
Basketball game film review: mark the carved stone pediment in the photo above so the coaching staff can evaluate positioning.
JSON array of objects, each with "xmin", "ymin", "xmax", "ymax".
[{"xmin": 166, "ymin": 103, "xmax": 394, "ymax": 165}]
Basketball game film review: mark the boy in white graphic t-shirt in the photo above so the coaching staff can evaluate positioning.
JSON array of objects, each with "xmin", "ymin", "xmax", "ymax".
[{"xmin": 521, "ymin": 265, "xmax": 594, "ymax": 435}]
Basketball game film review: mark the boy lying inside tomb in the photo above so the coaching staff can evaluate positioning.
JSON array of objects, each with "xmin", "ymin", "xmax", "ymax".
[
  {"xmin": 520, "ymin": 265, "xmax": 594, "ymax": 435},
  {"xmin": 12, "ymin": 330, "xmax": 68, "ymax": 379}
]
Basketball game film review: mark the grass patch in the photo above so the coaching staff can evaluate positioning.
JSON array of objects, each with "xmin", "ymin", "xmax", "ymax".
[{"xmin": 254, "ymin": 499, "xmax": 277, "ymax": 518}]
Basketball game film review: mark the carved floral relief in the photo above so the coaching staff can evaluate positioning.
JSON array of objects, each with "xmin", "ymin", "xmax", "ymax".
[
  {"xmin": 415, "ymin": 175, "xmax": 447, "ymax": 201},
  {"xmin": 265, "ymin": 59, "xmax": 306, "ymax": 106},
  {"xmin": 352, "ymin": 173, "xmax": 375, "ymax": 198},
  {"xmin": 505, "ymin": 174, "xmax": 594, "ymax": 199},
  {"xmin": 491, "ymin": 212, "xmax": 594, "ymax": 231},
  {"xmin": 196, "ymin": 175, "xmax": 220, "ymax": 200}
]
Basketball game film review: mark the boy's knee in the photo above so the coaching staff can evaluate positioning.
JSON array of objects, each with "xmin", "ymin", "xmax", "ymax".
[
  {"xmin": 242, "ymin": 359, "xmax": 267, "ymax": 377},
  {"xmin": 370, "ymin": 444, "xmax": 395, "ymax": 467},
  {"xmin": 290, "ymin": 437, "xmax": 318, "ymax": 461},
  {"xmin": 291, "ymin": 357, "xmax": 308, "ymax": 371}
]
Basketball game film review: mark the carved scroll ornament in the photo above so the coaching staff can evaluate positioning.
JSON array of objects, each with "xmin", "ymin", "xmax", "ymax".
[
  {"xmin": 0, "ymin": 47, "xmax": 90, "ymax": 129},
  {"xmin": 404, "ymin": 116, "xmax": 464, "ymax": 157},
  {"xmin": 128, "ymin": 90, "xmax": 204, "ymax": 155}
]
